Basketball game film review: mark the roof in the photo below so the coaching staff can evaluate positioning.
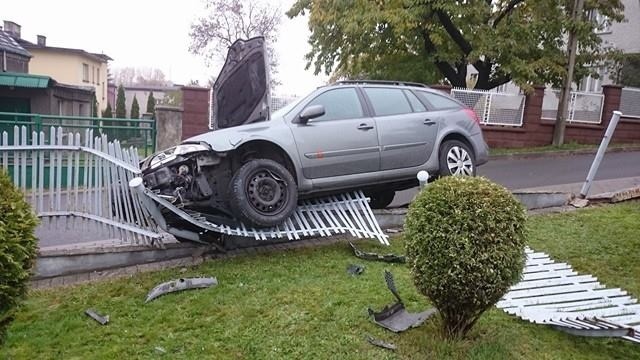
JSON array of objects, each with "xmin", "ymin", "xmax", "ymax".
[
  {"xmin": 0, "ymin": 30, "xmax": 31, "ymax": 57},
  {"xmin": 0, "ymin": 72, "xmax": 51, "ymax": 88},
  {"xmin": 19, "ymin": 41, "xmax": 112, "ymax": 63}
]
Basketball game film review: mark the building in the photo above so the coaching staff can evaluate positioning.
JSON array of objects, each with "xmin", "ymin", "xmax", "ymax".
[
  {"xmin": 123, "ymin": 84, "xmax": 182, "ymax": 117},
  {"xmin": 3, "ymin": 20, "xmax": 112, "ymax": 113},
  {"xmin": 0, "ymin": 28, "xmax": 93, "ymax": 118}
]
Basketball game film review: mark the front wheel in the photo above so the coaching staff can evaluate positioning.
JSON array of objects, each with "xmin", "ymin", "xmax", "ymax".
[
  {"xmin": 438, "ymin": 140, "xmax": 476, "ymax": 177},
  {"xmin": 228, "ymin": 159, "xmax": 298, "ymax": 228}
]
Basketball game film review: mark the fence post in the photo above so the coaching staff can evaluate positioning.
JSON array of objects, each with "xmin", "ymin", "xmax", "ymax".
[
  {"xmin": 34, "ymin": 114, "xmax": 42, "ymax": 134},
  {"xmin": 601, "ymin": 85, "xmax": 623, "ymax": 128},
  {"xmin": 154, "ymin": 106, "xmax": 183, "ymax": 151}
]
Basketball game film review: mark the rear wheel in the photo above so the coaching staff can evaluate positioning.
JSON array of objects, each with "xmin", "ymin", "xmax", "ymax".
[
  {"xmin": 438, "ymin": 140, "xmax": 476, "ymax": 177},
  {"xmin": 366, "ymin": 190, "xmax": 396, "ymax": 209},
  {"xmin": 228, "ymin": 159, "xmax": 298, "ymax": 228}
]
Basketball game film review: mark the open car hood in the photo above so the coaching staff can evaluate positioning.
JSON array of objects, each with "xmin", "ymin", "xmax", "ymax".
[{"xmin": 212, "ymin": 37, "xmax": 270, "ymax": 129}]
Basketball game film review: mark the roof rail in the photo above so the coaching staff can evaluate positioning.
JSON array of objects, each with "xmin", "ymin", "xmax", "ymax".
[{"xmin": 334, "ymin": 80, "xmax": 429, "ymax": 88}]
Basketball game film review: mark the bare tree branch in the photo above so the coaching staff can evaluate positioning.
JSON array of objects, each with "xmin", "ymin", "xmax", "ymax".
[{"xmin": 493, "ymin": 0, "xmax": 526, "ymax": 28}]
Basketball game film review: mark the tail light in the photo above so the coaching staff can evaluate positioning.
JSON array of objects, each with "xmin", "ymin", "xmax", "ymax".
[{"xmin": 463, "ymin": 108, "xmax": 481, "ymax": 125}]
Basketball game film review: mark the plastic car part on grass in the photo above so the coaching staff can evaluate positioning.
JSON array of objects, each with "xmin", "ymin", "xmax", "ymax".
[
  {"xmin": 365, "ymin": 335, "xmax": 397, "ymax": 351},
  {"xmin": 346, "ymin": 264, "xmax": 365, "ymax": 276},
  {"xmin": 85, "ymin": 309, "xmax": 109, "ymax": 325},
  {"xmin": 368, "ymin": 270, "xmax": 437, "ymax": 333},
  {"xmin": 349, "ymin": 242, "xmax": 406, "ymax": 263},
  {"xmin": 145, "ymin": 277, "xmax": 218, "ymax": 303}
]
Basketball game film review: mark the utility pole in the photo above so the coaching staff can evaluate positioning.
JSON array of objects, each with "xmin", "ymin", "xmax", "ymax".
[{"xmin": 553, "ymin": 0, "xmax": 585, "ymax": 146}]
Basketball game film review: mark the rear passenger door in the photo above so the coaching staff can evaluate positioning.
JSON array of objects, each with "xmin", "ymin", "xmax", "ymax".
[{"xmin": 363, "ymin": 87, "xmax": 438, "ymax": 170}]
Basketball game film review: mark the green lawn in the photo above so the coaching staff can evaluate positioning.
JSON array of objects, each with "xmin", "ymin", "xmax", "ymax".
[
  {"xmin": 489, "ymin": 142, "xmax": 639, "ymax": 156},
  {"xmin": 3, "ymin": 202, "xmax": 640, "ymax": 359}
]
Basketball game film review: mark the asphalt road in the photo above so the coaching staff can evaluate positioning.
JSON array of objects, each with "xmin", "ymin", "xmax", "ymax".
[
  {"xmin": 39, "ymin": 151, "xmax": 640, "ymax": 248},
  {"xmin": 391, "ymin": 151, "xmax": 640, "ymax": 207}
]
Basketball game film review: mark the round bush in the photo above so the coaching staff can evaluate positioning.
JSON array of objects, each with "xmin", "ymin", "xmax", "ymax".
[
  {"xmin": 404, "ymin": 176, "xmax": 526, "ymax": 338},
  {"xmin": 0, "ymin": 170, "xmax": 38, "ymax": 343}
]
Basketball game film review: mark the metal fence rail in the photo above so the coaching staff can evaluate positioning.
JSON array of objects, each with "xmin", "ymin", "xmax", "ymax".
[
  {"xmin": 620, "ymin": 87, "xmax": 640, "ymax": 119},
  {"xmin": 0, "ymin": 125, "xmax": 161, "ymax": 246},
  {"xmin": 0, "ymin": 111, "xmax": 156, "ymax": 157},
  {"xmin": 541, "ymin": 89, "xmax": 604, "ymax": 124},
  {"xmin": 451, "ymin": 88, "xmax": 525, "ymax": 127},
  {"xmin": 498, "ymin": 247, "xmax": 640, "ymax": 343}
]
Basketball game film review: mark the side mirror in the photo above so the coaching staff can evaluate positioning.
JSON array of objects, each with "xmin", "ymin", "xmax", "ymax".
[{"xmin": 299, "ymin": 105, "xmax": 325, "ymax": 124}]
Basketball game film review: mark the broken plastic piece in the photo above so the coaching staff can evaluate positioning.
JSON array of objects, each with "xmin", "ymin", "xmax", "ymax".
[
  {"xmin": 350, "ymin": 242, "xmax": 406, "ymax": 263},
  {"xmin": 85, "ymin": 309, "xmax": 109, "ymax": 325},
  {"xmin": 145, "ymin": 277, "xmax": 218, "ymax": 303},
  {"xmin": 368, "ymin": 270, "xmax": 437, "ymax": 333},
  {"xmin": 365, "ymin": 335, "xmax": 397, "ymax": 351},
  {"xmin": 347, "ymin": 264, "xmax": 365, "ymax": 276}
]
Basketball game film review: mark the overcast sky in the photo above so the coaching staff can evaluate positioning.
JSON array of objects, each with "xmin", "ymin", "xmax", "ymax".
[{"xmin": 2, "ymin": 0, "xmax": 328, "ymax": 96}]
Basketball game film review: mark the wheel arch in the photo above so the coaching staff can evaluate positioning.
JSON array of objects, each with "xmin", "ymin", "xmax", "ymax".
[
  {"xmin": 232, "ymin": 140, "xmax": 298, "ymax": 184},
  {"xmin": 438, "ymin": 132, "xmax": 475, "ymax": 157}
]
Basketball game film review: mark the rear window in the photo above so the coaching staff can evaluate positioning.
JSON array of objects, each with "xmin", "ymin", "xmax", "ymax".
[
  {"xmin": 364, "ymin": 87, "xmax": 412, "ymax": 116},
  {"xmin": 416, "ymin": 91, "xmax": 462, "ymax": 110}
]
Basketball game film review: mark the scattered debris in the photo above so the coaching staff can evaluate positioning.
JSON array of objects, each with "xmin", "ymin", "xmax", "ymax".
[
  {"xmin": 570, "ymin": 197, "xmax": 589, "ymax": 208},
  {"xmin": 154, "ymin": 346, "xmax": 167, "ymax": 354},
  {"xmin": 368, "ymin": 270, "xmax": 437, "ymax": 333},
  {"xmin": 365, "ymin": 335, "xmax": 397, "ymax": 351},
  {"xmin": 346, "ymin": 264, "xmax": 365, "ymax": 276},
  {"xmin": 385, "ymin": 228, "xmax": 402, "ymax": 234},
  {"xmin": 84, "ymin": 309, "xmax": 109, "ymax": 325},
  {"xmin": 350, "ymin": 242, "xmax": 406, "ymax": 263},
  {"xmin": 145, "ymin": 277, "xmax": 218, "ymax": 303}
]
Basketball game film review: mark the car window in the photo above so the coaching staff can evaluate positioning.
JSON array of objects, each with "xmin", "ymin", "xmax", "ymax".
[
  {"xmin": 304, "ymin": 88, "xmax": 364, "ymax": 121},
  {"xmin": 403, "ymin": 90, "xmax": 427, "ymax": 112},
  {"xmin": 416, "ymin": 91, "xmax": 462, "ymax": 110},
  {"xmin": 364, "ymin": 87, "xmax": 412, "ymax": 116}
]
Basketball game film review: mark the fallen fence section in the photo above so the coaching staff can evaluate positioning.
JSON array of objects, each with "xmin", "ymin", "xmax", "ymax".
[
  {"xmin": 0, "ymin": 126, "xmax": 161, "ymax": 246},
  {"xmin": 498, "ymin": 248, "xmax": 640, "ymax": 343},
  {"xmin": 132, "ymin": 179, "xmax": 389, "ymax": 245}
]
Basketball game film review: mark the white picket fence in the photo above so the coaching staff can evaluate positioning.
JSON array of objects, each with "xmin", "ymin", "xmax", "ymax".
[
  {"xmin": 541, "ymin": 89, "xmax": 604, "ymax": 124},
  {"xmin": 451, "ymin": 88, "xmax": 526, "ymax": 126},
  {"xmin": 0, "ymin": 126, "xmax": 162, "ymax": 246}
]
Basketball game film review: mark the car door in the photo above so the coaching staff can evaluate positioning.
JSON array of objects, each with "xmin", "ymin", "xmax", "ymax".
[
  {"xmin": 362, "ymin": 87, "xmax": 438, "ymax": 170},
  {"xmin": 290, "ymin": 87, "xmax": 380, "ymax": 179}
]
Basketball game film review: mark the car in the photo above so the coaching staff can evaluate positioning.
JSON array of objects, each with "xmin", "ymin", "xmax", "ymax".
[{"xmin": 140, "ymin": 37, "xmax": 489, "ymax": 229}]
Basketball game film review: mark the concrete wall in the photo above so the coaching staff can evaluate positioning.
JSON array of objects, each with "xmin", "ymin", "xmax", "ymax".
[
  {"xmin": 27, "ymin": 48, "xmax": 109, "ymax": 111},
  {"xmin": 155, "ymin": 105, "xmax": 183, "ymax": 150}
]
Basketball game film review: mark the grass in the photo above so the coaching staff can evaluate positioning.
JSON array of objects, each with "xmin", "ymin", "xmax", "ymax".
[
  {"xmin": 3, "ymin": 202, "xmax": 640, "ymax": 359},
  {"xmin": 489, "ymin": 142, "xmax": 639, "ymax": 156}
]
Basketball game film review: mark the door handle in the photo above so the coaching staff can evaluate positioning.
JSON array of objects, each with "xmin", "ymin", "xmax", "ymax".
[
  {"xmin": 423, "ymin": 119, "xmax": 436, "ymax": 126},
  {"xmin": 357, "ymin": 123, "xmax": 374, "ymax": 130}
]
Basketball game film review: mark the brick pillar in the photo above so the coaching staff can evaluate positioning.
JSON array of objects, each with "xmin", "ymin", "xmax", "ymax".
[
  {"xmin": 522, "ymin": 86, "xmax": 545, "ymax": 130},
  {"xmin": 155, "ymin": 105, "xmax": 183, "ymax": 151},
  {"xmin": 182, "ymin": 86, "xmax": 211, "ymax": 140},
  {"xmin": 601, "ymin": 85, "xmax": 623, "ymax": 128},
  {"xmin": 430, "ymin": 84, "xmax": 452, "ymax": 94}
]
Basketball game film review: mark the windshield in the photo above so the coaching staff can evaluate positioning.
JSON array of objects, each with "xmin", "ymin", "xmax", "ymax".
[{"xmin": 271, "ymin": 97, "xmax": 303, "ymax": 119}]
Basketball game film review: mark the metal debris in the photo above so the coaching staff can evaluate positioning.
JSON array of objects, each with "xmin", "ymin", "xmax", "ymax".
[
  {"xmin": 385, "ymin": 228, "xmax": 402, "ymax": 234},
  {"xmin": 346, "ymin": 264, "xmax": 365, "ymax": 276},
  {"xmin": 368, "ymin": 271, "xmax": 437, "ymax": 333},
  {"xmin": 350, "ymin": 242, "xmax": 406, "ymax": 263},
  {"xmin": 145, "ymin": 277, "xmax": 218, "ymax": 303},
  {"xmin": 85, "ymin": 309, "xmax": 109, "ymax": 325},
  {"xmin": 365, "ymin": 335, "xmax": 397, "ymax": 351}
]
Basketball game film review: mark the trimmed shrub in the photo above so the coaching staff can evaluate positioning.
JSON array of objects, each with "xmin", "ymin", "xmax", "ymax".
[
  {"xmin": 404, "ymin": 176, "xmax": 526, "ymax": 338},
  {"xmin": 0, "ymin": 170, "xmax": 38, "ymax": 343}
]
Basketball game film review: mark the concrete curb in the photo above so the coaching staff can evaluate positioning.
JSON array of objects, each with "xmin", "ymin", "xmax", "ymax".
[
  {"xmin": 489, "ymin": 145, "xmax": 640, "ymax": 161},
  {"xmin": 30, "ymin": 188, "xmax": 640, "ymax": 289}
]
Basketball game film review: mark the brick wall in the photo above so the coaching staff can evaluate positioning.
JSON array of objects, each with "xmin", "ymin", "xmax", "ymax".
[{"xmin": 181, "ymin": 86, "xmax": 210, "ymax": 140}]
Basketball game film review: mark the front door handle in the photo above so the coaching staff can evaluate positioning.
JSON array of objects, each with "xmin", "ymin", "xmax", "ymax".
[
  {"xmin": 423, "ymin": 119, "xmax": 436, "ymax": 126},
  {"xmin": 357, "ymin": 123, "xmax": 374, "ymax": 130}
]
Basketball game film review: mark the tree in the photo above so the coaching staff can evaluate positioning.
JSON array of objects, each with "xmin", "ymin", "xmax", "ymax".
[
  {"xmin": 615, "ymin": 53, "xmax": 640, "ymax": 87},
  {"xmin": 115, "ymin": 85, "xmax": 127, "ymax": 140},
  {"xmin": 288, "ymin": 0, "xmax": 624, "ymax": 90},
  {"xmin": 91, "ymin": 92, "xmax": 98, "ymax": 117},
  {"xmin": 189, "ymin": 0, "xmax": 282, "ymax": 88},
  {"xmin": 101, "ymin": 102, "xmax": 114, "ymax": 139},
  {"xmin": 101, "ymin": 102, "xmax": 113, "ymax": 118},
  {"xmin": 130, "ymin": 95, "xmax": 140, "ymax": 119},
  {"xmin": 162, "ymin": 90, "xmax": 183, "ymax": 107},
  {"xmin": 146, "ymin": 91, "xmax": 156, "ymax": 118}
]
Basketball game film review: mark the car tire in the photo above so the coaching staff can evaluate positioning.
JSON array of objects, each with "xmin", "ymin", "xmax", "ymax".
[
  {"xmin": 438, "ymin": 140, "xmax": 476, "ymax": 177},
  {"xmin": 228, "ymin": 159, "xmax": 298, "ymax": 228},
  {"xmin": 367, "ymin": 190, "xmax": 396, "ymax": 209}
]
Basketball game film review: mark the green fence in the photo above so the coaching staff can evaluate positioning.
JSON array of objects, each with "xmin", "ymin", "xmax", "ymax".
[{"xmin": 0, "ymin": 112, "xmax": 156, "ymax": 157}]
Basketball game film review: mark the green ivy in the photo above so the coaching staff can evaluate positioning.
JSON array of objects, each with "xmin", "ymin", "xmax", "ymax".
[
  {"xmin": 404, "ymin": 176, "xmax": 527, "ymax": 338},
  {"xmin": 0, "ymin": 170, "xmax": 38, "ymax": 343}
]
